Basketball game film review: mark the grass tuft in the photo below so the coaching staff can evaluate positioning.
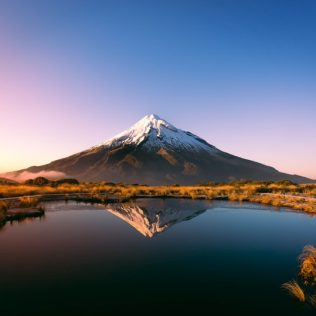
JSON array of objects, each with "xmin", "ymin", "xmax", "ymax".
[
  {"xmin": 282, "ymin": 281, "xmax": 306, "ymax": 302},
  {"xmin": 299, "ymin": 245, "xmax": 316, "ymax": 286},
  {"xmin": 19, "ymin": 196, "xmax": 39, "ymax": 208},
  {"xmin": 0, "ymin": 201, "xmax": 8, "ymax": 212}
]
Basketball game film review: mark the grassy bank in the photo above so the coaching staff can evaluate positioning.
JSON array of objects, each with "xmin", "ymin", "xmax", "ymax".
[
  {"xmin": 0, "ymin": 196, "xmax": 44, "ymax": 225},
  {"xmin": 0, "ymin": 181, "xmax": 315, "ymax": 213}
]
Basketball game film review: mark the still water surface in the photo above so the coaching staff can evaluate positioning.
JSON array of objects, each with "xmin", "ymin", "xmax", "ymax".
[{"xmin": 1, "ymin": 199, "xmax": 316, "ymax": 315}]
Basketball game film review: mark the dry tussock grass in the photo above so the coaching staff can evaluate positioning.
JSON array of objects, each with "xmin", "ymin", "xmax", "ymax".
[
  {"xmin": 299, "ymin": 245, "xmax": 316, "ymax": 286},
  {"xmin": 0, "ymin": 181, "xmax": 315, "ymax": 213},
  {"xmin": 283, "ymin": 245, "xmax": 316, "ymax": 308},
  {"xmin": 19, "ymin": 196, "xmax": 39, "ymax": 208},
  {"xmin": 282, "ymin": 281, "xmax": 306, "ymax": 302},
  {"xmin": 0, "ymin": 201, "xmax": 8, "ymax": 212}
]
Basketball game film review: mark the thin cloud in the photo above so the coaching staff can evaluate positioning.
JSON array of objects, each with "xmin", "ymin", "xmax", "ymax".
[{"xmin": 4, "ymin": 170, "xmax": 66, "ymax": 182}]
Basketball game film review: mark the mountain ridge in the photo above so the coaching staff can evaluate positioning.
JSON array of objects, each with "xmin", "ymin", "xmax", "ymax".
[{"xmin": 2, "ymin": 114, "xmax": 313, "ymax": 184}]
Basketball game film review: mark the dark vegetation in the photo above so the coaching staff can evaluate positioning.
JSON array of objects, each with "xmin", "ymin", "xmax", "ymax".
[{"xmin": 24, "ymin": 177, "xmax": 79, "ymax": 186}]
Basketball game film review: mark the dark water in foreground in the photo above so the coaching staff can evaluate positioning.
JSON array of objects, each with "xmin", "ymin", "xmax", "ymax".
[{"xmin": 1, "ymin": 199, "xmax": 316, "ymax": 315}]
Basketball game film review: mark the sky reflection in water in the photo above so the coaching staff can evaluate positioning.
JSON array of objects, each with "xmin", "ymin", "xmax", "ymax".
[{"xmin": 1, "ymin": 199, "xmax": 316, "ymax": 315}]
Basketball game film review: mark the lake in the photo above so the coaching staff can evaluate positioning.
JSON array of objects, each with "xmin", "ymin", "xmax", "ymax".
[{"xmin": 1, "ymin": 198, "xmax": 316, "ymax": 315}]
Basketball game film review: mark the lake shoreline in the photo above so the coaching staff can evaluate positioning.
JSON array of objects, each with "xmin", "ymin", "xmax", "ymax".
[{"xmin": 0, "ymin": 190, "xmax": 315, "ymax": 224}]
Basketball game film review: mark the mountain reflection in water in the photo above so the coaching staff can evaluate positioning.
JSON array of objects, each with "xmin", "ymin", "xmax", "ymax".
[{"xmin": 105, "ymin": 198, "xmax": 213, "ymax": 237}]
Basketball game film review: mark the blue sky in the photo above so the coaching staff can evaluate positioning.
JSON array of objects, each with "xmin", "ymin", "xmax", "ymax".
[{"xmin": 0, "ymin": 0, "xmax": 315, "ymax": 178}]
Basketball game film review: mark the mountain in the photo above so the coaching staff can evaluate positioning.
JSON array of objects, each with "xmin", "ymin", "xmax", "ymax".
[
  {"xmin": 3, "ymin": 114, "xmax": 313, "ymax": 184},
  {"xmin": 105, "ymin": 199, "xmax": 211, "ymax": 237}
]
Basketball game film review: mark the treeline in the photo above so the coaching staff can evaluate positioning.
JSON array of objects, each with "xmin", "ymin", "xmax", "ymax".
[{"xmin": 24, "ymin": 177, "xmax": 79, "ymax": 186}]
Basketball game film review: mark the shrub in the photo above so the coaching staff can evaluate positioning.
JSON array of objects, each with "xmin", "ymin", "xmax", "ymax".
[
  {"xmin": 55, "ymin": 178, "xmax": 79, "ymax": 185},
  {"xmin": 25, "ymin": 177, "xmax": 50, "ymax": 186}
]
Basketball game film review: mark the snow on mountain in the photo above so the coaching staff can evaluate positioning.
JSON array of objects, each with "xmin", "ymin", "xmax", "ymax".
[{"xmin": 98, "ymin": 114, "xmax": 217, "ymax": 152}]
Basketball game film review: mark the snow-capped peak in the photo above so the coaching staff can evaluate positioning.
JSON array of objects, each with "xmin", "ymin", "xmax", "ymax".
[
  {"xmin": 99, "ymin": 114, "xmax": 217, "ymax": 152},
  {"xmin": 129, "ymin": 113, "xmax": 177, "ymax": 137}
]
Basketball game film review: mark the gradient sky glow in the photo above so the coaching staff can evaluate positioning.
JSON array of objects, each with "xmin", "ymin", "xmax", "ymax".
[{"xmin": 0, "ymin": 0, "xmax": 315, "ymax": 178}]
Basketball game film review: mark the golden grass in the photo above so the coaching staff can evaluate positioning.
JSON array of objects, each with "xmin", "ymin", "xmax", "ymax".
[
  {"xmin": 0, "ymin": 181, "xmax": 315, "ymax": 213},
  {"xmin": 282, "ymin": 281, "xmax": 306, "ymax": 302},
  {"xmin": 283, "ymin": 245, "xmax": 316, "ymax": 308},
  {"xmin": 0, "ymin": 201, "xmax": 8, "ymax": 212},
  {"xmin": 0, "ymin": 201, "xmax": 8, "ymax": 222},
  {"xmin": 19, "ymin": 196, "xmax": 39, "ymax": 208},
  {"xmin": 249, "ymin": 194, "xmax": 316, "ymax": 213},
  {"xmin": 299, "ymin": 245, "xmax": 316, "ymax": 286}
]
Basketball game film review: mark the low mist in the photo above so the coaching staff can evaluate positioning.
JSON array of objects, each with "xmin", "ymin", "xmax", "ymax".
[{"xmin": 4, "ymin": 170, "xmax": 66, "ymax": 182}]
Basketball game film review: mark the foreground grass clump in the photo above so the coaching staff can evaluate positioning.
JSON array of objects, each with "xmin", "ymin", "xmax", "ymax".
[
  {"xmin": 282, "ymin": 281, "xmax": 306, "ymax": 302},
  {"xmin": 0, "ymin": 201, "xmax": 8, "ymax": 222},
  {"xmin": 0, "ymin": 201, "xmax": 8, "ymax": 212},
  {"xmin": 282, "ymin": 245, "xmax": 316, "ymax": 307},
  {"xmin": 0, "ymin": 180, "xmax": 315, "ymax": 213},
  {"xmin": 299, "ymin": 245, "xmax": 316, "ymax": 286},
  {"xmin": 19, "ymin": 196, "xmax": 39, "ymax": 208}
]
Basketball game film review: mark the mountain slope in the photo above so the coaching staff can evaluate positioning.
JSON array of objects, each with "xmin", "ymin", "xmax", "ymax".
[{"xmin": 3, "ymin": 114, "xmax": 313, "ymax": 184}]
